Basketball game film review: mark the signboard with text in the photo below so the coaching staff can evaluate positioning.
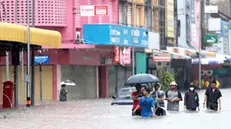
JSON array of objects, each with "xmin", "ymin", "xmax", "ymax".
[
  {"xmin": 205, "ymin": 34, "xmax": 218, "ymax": 44},
  {"xmin": 34, "ymin": 56, "xmax": 50, "ymax": 64},
  {"xmin": 80, "ymin": 5, "xmax": 108, "ymax": 16},
  {"xmin": 83, "ymin": 24, "xmax": 149, "ymax": 48}
]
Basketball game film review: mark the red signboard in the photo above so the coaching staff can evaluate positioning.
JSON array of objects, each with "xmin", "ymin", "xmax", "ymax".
[
  {"xmin": 94, "ymin": 5, "xmax": 108, "ymax": 15},
  {"xmin": 114, "ymin": 47, "xmax": 120, "ymax": 64}
]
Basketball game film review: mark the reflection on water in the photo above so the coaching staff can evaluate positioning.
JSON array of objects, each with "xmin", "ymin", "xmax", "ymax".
[{"xmin": 0, "ymin": 89, "xmax": 230, "ymax": 129}]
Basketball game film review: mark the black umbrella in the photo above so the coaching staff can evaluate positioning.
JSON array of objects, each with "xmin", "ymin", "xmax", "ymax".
[{"xmin": 125, "ymin": 74, "xmax": 159, "ymax": 85}]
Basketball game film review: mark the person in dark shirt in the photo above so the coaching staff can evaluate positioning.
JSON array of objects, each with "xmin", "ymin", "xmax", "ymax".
[
  {"xmin": 203, "ymin": 80, "xmax": 222, "ymax": 111},
  {"xmin": 184, "ymin": 84, "xmax": 199, "ymax": 111},
  {"xmin": 131, "ymin": 83, "xmax": 142, "ymax": 116}
]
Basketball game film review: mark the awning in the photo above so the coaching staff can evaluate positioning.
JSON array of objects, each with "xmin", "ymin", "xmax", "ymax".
[
  {"xmin": 192, "ymin": 54, "xmax": 231, "ymax": 64},
  {"xmin": 0, "ymin": 22, "xmax": 61, "ymax": 48},
  {"xmin": 153, "ymin": 52, "xmax": 190, "ymax": 62},
  {"xmin": 166, "ymin": 47, "xmax": 216, "ymax": 57}
]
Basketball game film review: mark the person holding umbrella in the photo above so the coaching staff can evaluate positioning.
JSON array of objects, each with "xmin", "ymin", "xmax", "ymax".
[
  {"xmin": 151, "ymin": 83, "xmax": 166, "ymax": 116},
  {"xmin": 131, "ymin": 83, "xmax": 142, "ymax": 116},
  {"xmin": 133, "ymin": 87, "xmax": 155, "ymax": 118},
  {"xmin": 165, "ymin": 81, "xmax": 182, "ymax": 111},
  {"xmin": 59, "ymin": 84, "xmax": 68, "ymax": 102}
]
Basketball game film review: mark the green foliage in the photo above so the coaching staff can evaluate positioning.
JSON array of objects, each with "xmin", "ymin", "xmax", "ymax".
[{"xmin": 160, "ymin": 72, "xmax": 175, "ymax": 91}]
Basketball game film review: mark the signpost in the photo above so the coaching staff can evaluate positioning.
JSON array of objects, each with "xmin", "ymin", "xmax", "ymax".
[
  {"xmin": 34, "ymin": 55, "xmax": 50, "ymax": 101},
  {"xmin": 205, "ymin": 34, "xmax": 218, "ymax": 44}
]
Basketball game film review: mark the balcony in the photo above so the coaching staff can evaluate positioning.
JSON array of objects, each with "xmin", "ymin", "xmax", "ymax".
[{"xmin": 0, "ymin": 0, "xmax": 67, "ymax": 27}]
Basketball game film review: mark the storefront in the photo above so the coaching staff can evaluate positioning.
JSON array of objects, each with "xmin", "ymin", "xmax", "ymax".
[
  {"xmin": 0, "ymin": 65, "xmax": 54, "ymax": 104},
  {"xmin": 61, "ymin": 65, "xmax": 97, "ymax": 99},
  {"xmin": 83, "ymin": 24, "xmax": 148, "ymax": 97}
]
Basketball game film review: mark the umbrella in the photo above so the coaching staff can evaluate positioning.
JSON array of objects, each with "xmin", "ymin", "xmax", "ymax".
[
  {"xmin": 125, "ymin": 74, "xmax": 159, "ymax": 85},
  {"xmin": 60, "ymin": 79, "xmax": 76, "ymax": 86}
]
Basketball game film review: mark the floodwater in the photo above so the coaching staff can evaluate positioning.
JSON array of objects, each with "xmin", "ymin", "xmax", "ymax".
[{"xmin": 0, "ymin": 89, "xmax": 231, "ymax": 129}]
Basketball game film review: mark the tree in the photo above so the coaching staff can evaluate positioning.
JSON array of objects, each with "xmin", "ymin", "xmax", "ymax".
[{"xmin": 160, "ymin": 72, "xmax": 175, "ymax": 91}]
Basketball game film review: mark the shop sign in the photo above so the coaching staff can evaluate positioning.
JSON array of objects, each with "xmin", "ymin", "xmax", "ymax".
[{"xmin": 120, "ymin": 47, "xmax": 131, "ymax": 65}]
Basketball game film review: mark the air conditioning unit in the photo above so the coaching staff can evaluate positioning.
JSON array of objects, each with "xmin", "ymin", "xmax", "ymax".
[{"xmin": 76, "ymin": 31, "xmax": 82, "ymax": 44}]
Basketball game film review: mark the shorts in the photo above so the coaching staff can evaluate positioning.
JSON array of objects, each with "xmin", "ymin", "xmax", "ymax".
[
  {"xmin": 155, "ymin": 107, "xmax": 166, "ymax": 116},
  {"xmin": 207, "ymin": 103, "xmax": 218, "ymax": 111},
  {"xmin": 132, "ymin": 108, "xmax": 141, "ymax": 116},
  {"xmin": 186, "ymin": 108, "xmax": 197, "ymax": 111}
]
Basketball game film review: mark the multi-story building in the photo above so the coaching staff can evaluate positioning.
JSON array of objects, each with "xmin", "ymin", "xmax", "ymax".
[{"xmin": 0, "ymin": 0, "xmax": 157, "ymax": 104}]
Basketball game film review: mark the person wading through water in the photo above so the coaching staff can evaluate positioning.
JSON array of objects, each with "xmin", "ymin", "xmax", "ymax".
[
  {"xmin": 133, "ymin": 87, "xmax": 155, "ymax": 118},
  {"xmin": 165, "ymin": 81, "xmax": 182, "ymax": 111},
  {"xmin": 203, "ymin": 80, "xmax": 222, "ymax": 111},
  {"xmin": 184, "ymin": 83, "xmax": 199, "ymax": 111},
  {"xmin": 59, "ymin": 84, "xmax": 68, "ymax": 102},
  {"xmin": 131, "ymin": 83, "xmax": 142, "ymax": 116},
  {"xmin": 151, "ymin": 83, "xmax": 166, "ymax": 116}
]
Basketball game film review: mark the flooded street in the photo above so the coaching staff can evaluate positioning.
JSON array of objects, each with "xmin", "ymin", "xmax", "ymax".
[{"xmin": 0, "ymin": 89, "xmax": 230, "ymax": 129}]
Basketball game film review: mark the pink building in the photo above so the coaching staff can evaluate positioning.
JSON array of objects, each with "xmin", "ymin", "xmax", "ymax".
[{"xmin": 0, "ymin": 0, "xmax": 119, "ymax": 103}]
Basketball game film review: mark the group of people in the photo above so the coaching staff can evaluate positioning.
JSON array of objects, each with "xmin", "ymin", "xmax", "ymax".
[{"xmin": 132, "ymin": 80, "xmax": 222, "ymax": 118}]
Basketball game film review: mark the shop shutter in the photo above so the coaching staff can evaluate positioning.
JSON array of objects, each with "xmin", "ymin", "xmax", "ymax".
[
  {"xmin": 125, "ymin": 67, "xmax": 133, "ymax": 79},
  {"xmin": 61, "ymin": 65, "xmax": 97, "ymax": 99},
  {"xmin": 117, "ymin": 66, "xmax": 126, "ymax": 89},
  {"xmin": 108, "ymin": 66, "xmax": 117, "ymax": 97}
]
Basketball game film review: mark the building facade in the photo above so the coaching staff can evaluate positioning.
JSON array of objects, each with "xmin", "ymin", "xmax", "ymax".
[{"xmin": 0, "ymin": 0, "xmax": 159, "ymax": 104}]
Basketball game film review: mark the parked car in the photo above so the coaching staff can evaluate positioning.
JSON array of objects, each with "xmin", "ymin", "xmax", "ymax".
[{"xmin": 111, "ymin": 86, "xmax": 136, "ymax": 105}]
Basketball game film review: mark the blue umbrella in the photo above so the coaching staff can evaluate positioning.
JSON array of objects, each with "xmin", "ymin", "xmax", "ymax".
[{"xmin": 125, "ymin": 74, "xmax": 159, "ymax": 85}]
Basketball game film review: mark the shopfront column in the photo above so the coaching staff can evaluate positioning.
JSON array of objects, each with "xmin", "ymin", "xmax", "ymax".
[{"xmin": 99, "ymin": 66, "xmax": 108, "ymax": 98}]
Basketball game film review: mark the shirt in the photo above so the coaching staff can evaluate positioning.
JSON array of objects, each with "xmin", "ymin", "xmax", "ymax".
[
  {"xmin": 205, "ymin": 87, "xmax": 222, "ymax": 104},
  {"xmin": 131, "ymin": 92, "xmax": 141, "ymax": 110},
  {"xmin": 139, "ymin": 96, "xmax": 155, "ymax": 117},
  {"xmin": 166, "ymin": 90, "xmax": 182, "ymax": 111},
  {"xmin": 151, "ymin": 90, "xmax": 165, "ymax": 107},
  {"xmin": 184, "ymin": 90, "xmax": 199, "ymax": 109}
]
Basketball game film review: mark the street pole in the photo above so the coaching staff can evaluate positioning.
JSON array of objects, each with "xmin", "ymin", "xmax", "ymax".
[
  {"xmin": 15, "ymin": 0, "xmax": 25, "ymax": 103},
  {"xmin": 39, "ymin": 63, "xmax": 42, "ymax": 101},
  {"xmin": 21, "ymin": 49, "xmax": 24, "ymax": 102},
  {"xmin": 31, "ymin": 0, "xmax": 35, "ymax": 106},
  {"xmin": 0, "ymin": 2, "xmax": 9, "ymax": 81},
  {"xmin": 199, "ymin": 0, "xmax": 205, "ymax": 89},
  {"xmin": 131, "ymin": 0, "xmax": 135, "ymax": 75},
  {"xmin": 26, "ymin": 0, "xmax": 31, "ymax": 107}
]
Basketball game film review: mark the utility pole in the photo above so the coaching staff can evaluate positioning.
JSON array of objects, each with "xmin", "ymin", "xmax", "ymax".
[
  {"xmin": 199, "ymin": 0, "xmax": 207, "ymax": 89},
  {"xmin": 0, "ymin": 2, "xmax": 9, "ymax": 81},
  {"xmin": 15, "ymin": 0, "xmax": 25, "ymax": 104},
  {"xmin": 131, "ymin": 0, "xmax": 135, "ymax": 75},
  {"xmin": 26, "ymin": 0, "xmax": 31, "ymax": 107},
  {"xmin": 31, "ymin": 0, "xmax": 35, "ymax": 106}
]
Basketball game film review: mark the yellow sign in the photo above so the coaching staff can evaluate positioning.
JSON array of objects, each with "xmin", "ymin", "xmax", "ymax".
[{"xmin": 165, "ymin": 0, "xmax": 175, "ymax": 38}]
